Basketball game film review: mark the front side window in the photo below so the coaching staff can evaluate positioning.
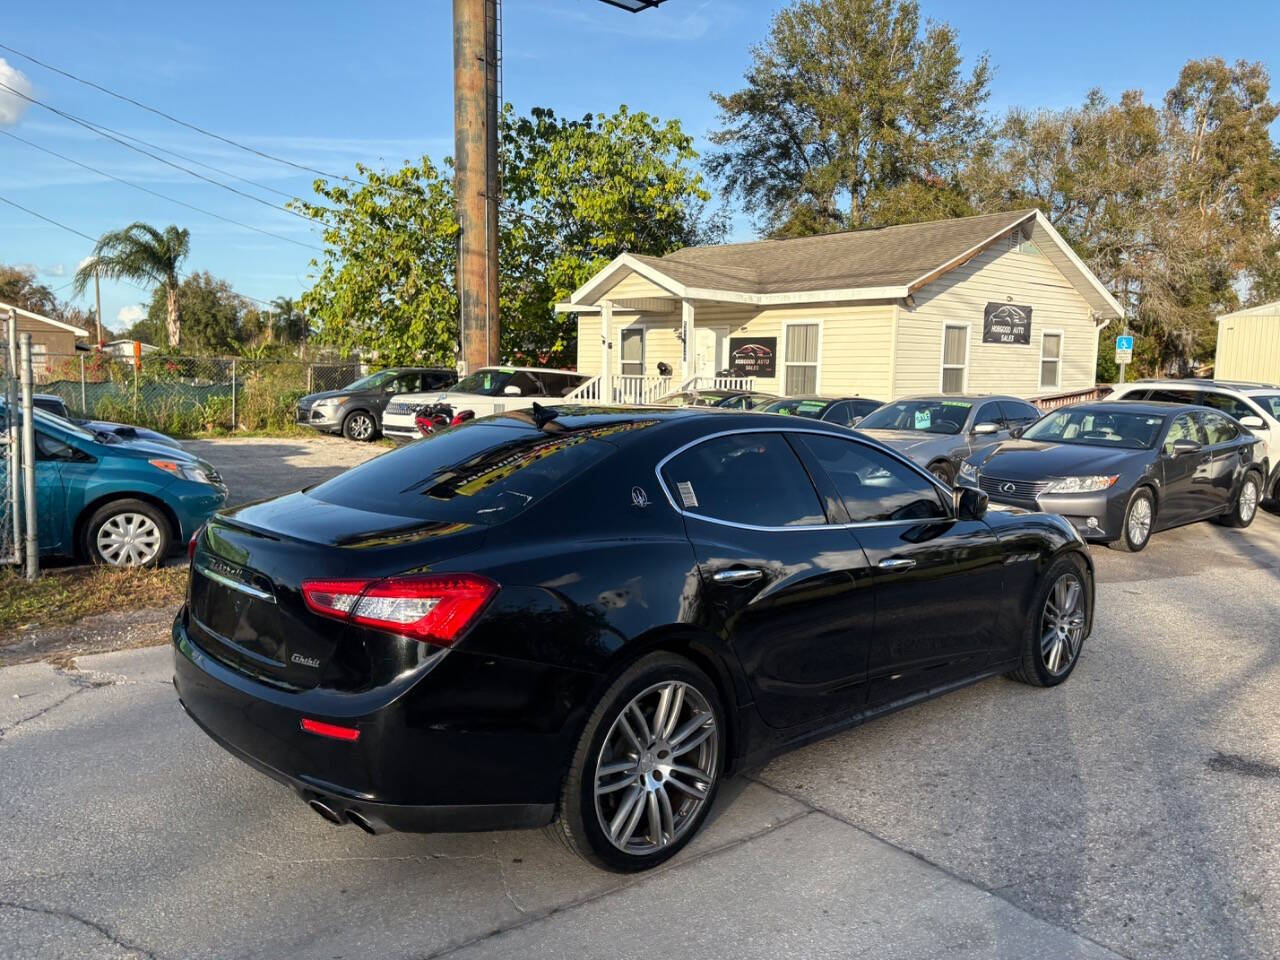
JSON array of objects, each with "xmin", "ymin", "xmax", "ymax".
[
  {"xmin": 1040, "ymin": 333, "xmax": 1062, "ymax": 388},
  {"xmin": 784, "ymin": 324, "xmax": 819, "ymax": 395},
  {"xmin": 1163, "ymin": 413, "xmax": 1205, "ymax": 453},
  {"xmin": 661, "ymin": 433, "xmax": 825, "ymax": 528},
  {"xmin": 760, "ymin": 397, "xmax": 830, "ymax": 419},
  {"xmin": 346, "ymin": 370, "xmax": 400, "ymax": 392},
  {"xmin": 1198, "ymin": 391, "xmax": 1254, "ymax": 421},
  {"xmin": 822, "ymin": 401, "xmax": 854, "ymax": 426},
  {"xmin": 797, "ymin": 434, "xmax": 948, "ymax": 523},
  {"xmin": 1145, "ymin": 389, "xmax": 1199, "ymax": 405},
  {"xmin": 999, "ymin": 400, "xmax": 1042, "ymax": 425},
  {"xmin": 620, "ymin": 328, "xmax": 645, "ymax": 377},
  {"xmin": 974, "ymin": 402, "xmax": 1004, "ymax": 427},
  {"xmin": 1252, "ymin": 394, "xmax": 1280, "ymax": 418},
  {"xmin": 453, "ymin": 368, "xmax": 513, "ymax": 396},
  {"xmin": 941, "ymin": 325, "xmax": 968, "ymax": 394},
  {"xmin": 1198, "ymin": 411, "xmax": 1238, "ymax": 445}
]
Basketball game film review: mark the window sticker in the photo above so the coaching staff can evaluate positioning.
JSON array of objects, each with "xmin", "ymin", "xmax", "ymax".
[
  {"xmin": 914, "ymin": 409, "xmax": 932, "ymax": 429},
  {"xmin": 677, "ymin": 481, "xmax": 699, "ymax": 508},
  {"xmin": 941, "ymin": 401, "xmax": 970, "ymax": 408},
  {"xmin": 797, "ymin": 401, "xmax": 826, "ymax": 415}
]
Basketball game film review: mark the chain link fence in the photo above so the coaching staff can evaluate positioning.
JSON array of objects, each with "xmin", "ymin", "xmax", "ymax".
[{"xmin": 31, "ymin": 353, "xmax": 364, "ymax": 435}]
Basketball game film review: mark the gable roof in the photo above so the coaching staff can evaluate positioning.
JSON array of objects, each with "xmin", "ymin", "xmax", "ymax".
[
  {"xmin": 569, "ymin": 209, "xmax": 1123, "ymax": 321},
  {"xmin": 1218, "ymin": 300, "xmax": 1280, "ymax": 321},
  {"xmin": 0, "ymin": 301, "xmax": 91, "ymax": 337}
]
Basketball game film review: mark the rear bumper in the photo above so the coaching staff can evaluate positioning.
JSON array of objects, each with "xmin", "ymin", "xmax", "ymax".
[{"xmin": 172, "ymin": 612, "xmax": 577, "ymax": 832}]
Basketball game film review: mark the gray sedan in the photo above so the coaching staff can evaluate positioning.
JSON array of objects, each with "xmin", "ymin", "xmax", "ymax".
[{"xmin": 857, "ymin": 394, "xmax": 1042, "ymax": 484}]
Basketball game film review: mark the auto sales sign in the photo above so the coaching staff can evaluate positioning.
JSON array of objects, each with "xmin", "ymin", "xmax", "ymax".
[
  {"xmin": 728, "ymin": 337, "xmax": 777, "ymax": 377},
  {"xmin": 982, "ymin": 303, "xmax": 1032, "ymax": 345}
]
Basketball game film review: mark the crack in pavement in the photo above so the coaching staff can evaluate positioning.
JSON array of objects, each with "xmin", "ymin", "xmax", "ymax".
[
  {"xmin": 416, "ymin": 808, "xmax": 816, "ymax": 960},
  {"xmin": 0, "ymin": 667, "xmax": 126, "ymax": 742},
  {"xmin": 745, "ymin": 774, "xmax": 1136, "ymax": 960},
  {"xmin": 0, "ymin": 899, "xmax": 165, "ymax": 960}
]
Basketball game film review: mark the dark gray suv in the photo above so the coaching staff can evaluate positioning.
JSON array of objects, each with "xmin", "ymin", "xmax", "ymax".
[{"xmin": 296, "ymin": 367, "xmax": 457, "ymax": 441}]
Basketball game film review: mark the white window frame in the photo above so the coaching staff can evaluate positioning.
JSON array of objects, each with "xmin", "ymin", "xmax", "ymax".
[
  {"xmin": 618, "ymin": 323, "xmax": 646, "ymax": 378},
  {"xmin": 938, "ymin": 322, "xmax": 970, "ymax": 394},
  {"xmin": 781, "ymin": 319, "xmax": 823, "ymax": 395},
  {"xmin": 1039, "ymin": 329, "xmax": 1064, "ymax": 390}
]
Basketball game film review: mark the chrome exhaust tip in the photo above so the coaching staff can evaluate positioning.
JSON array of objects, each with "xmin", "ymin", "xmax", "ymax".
[
  {"xmin": 346, "ymin": 809, "xmax": 381, "ymax": 835},
  {"xmin": 308, "ymin": 798, "xmax": 347, "ymax": 825}
]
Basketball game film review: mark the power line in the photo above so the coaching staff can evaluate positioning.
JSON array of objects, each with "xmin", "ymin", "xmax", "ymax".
[
  {"xmin": 0, "ymin": 129, "xmax": 324, "ymax": 252},
  {"xmin": 0, "ymin": 80, "xmax": 323, "ymax": 225},
  {"xmin": 0, "ymin": 41, "xmax": 377, "ymax": 192},
  {"xmin": 0, "ymin": 192, "xmax": 282, "ymax": 308}
]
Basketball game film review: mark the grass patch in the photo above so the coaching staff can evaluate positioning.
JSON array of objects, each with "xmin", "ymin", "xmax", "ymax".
[{"xmin": 0, "ymin": 565, "xmax": 187, "ymax": 641}]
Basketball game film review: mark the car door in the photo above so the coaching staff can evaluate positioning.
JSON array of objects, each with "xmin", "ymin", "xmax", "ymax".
[
  {"xmin": 659, "ymin": 430, "xmax": 875, "ymax": 729},
  {"xmin": 1195, "ymin": 411, "xmax": 1244, "ymax": 514},
  {"xmin": 32, "ymin": 430, "xmax": 73, "ymax": 553},
  {"xmin": 1158, "ymin": 412, "xmax": 1208, "ymax": 523},
  {"xmin": 791, "ymin": 431, "xmax": 1005, "ymax": 706}
]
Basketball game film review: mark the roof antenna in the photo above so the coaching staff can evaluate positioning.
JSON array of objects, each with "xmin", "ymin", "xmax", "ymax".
[{"xmin": 529, "ymin": 401, "xmax": 560, "ymax": 429}]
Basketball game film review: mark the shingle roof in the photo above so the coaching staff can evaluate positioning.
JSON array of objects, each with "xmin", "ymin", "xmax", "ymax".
[{"xmin": 636, "ymin": 209, "xmax": 1036, "ymax": 295}]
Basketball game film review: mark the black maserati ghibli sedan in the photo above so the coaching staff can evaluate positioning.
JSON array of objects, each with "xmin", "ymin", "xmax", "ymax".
[
  {"xmin": 174, "ymin": 406, "xmax": 1094, "ymax": 871},
  {"xmin": 959, "ymin": 401, "xmax": 1266, "ymax": 551}
]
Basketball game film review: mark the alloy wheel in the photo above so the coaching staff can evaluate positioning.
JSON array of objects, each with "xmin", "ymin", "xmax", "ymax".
[
  {"xmin": 348, "ymin": 414, "xmax": 374, "ymax": 440},
  {"xmin": 593, "ymin": 680, "xmax": 718, "ymax": 856},
  {"xmin": 1041, "ymin": 573, "xmax": 1085, "ymax": 675},
  {"xmin": 96, "ymin": 513, "xmax": 162, "ymax": 566},
  {"xmin": 1240, "ymin": 478, "xmax": 1258, "ymax": 523},
  {"xmin": 1128, "ymin": 496, "xmax": 1152, "ymax": 547}
]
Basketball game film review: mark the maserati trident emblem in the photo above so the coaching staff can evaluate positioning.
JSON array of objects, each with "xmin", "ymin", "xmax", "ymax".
[
  {"xmin": 1000, "ymin": 481, "xmax": 1018, "ymax": 495},
  {"xmin": 631, "ymin": 486, "xmax": 651, "ymax": 508}
]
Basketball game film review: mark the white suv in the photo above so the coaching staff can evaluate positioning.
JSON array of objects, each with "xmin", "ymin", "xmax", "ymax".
[
  {"xmin": 381, "ymin": 366, "xmax": 591, "ymax": 441},
  {"xmin": 1109, "ymin": 379, "xmax": 1280, "ymax": 499}
]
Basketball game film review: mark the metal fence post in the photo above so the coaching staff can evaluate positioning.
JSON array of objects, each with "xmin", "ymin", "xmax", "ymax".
[
  {"xmin": 79, "ymin": 353, "xmax": 87, "ymax": 413},
  {"xmin": 231, "ymin": 358, "xmax": 237, "ymax": 431},
  {"xmin": 5, "ymin": 308, "xmax": 20, "ymax": 566},
  {"xmin": 133, "ymin": 360, "xmax": 139, "ymax": 418},
  {"xmin": 307, "ymin": 364, "xmax": 313, "ymax": 394},
  {"xmin": 19, "ymin": 335, "xmax": 38, "ymax": 580}
]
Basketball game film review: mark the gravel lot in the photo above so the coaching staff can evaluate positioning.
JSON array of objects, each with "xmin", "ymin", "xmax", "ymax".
[
  {"xmin": 1, "ymin": 434, "xmax": 1277, "ymax": 959},
  {"xmin": 184, "ymin": 435, "xmax": 386, "ymax": 505}
]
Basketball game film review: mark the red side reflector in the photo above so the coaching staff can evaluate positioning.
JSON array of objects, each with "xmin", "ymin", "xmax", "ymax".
[
  {"xmin": 187, "ymin": 525, "xmax": 203, "ymax": 562},
  {"xmin": 300, "ymin": 717, "xmax": 360, "ymax": 742}
]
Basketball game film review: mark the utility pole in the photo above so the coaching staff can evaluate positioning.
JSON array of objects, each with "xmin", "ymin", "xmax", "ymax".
[
  {"xmin": 93, "ymin": 267, "xmax": 104, "ymax": 346},
  {"xmin": 453, "ymin": 0, "xmax": 501, "ymax": 374}
]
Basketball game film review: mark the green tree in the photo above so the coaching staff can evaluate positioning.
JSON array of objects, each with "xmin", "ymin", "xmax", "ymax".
[
  {"xmin": 144, "ymin": 272, "xmax": 243, "ymax": 354},
  {"xmin": 707, "ymin": 0, "xmax": 991, "ymax": 236},
  {"xmin": 74, "ymin": 223, "xmax": 190, "ymax": 348},
  {"xmin": 0, "ymin": 264, "xmax": 60, "ymax": 316},
  {"xmin": 270, "ymin": 296, "xmax": 308, "ymax": 344}
]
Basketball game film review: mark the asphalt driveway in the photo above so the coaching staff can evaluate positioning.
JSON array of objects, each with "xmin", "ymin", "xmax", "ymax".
[{"xmin": 1, "ymin": 479, "xmax": 1277, "ymax": 958}]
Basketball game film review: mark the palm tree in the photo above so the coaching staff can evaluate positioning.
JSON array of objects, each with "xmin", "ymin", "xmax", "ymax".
[
  {"xmin": 74, "ymin": 223, "xmax": 190, "ymax": 348},
  {"xmin": 270, "ymin": 295, "xmax": 308, "ymax": 345}
]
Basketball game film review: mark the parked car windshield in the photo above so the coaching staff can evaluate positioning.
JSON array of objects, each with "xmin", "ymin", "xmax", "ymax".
[
  {"xmin": 1253, "ymin": 394, "xmax": 1280, "ymax": 419},
  {"xmin": 307, "ymin": 422, "xmax": 615, "ymax": 524},
  {"xmin": 1021, "ymin": 409, "xmax": 1164, "ymax": 449},
  {"xmin": 858, "ymin": 400, "xmax": 972, "ymax": 435},
  {"xmin": 452, "ymin": 368, "xmax": 517, "ymax": 396},
  {"xmin": 759, "ymin": 398, "xmax": 830, "ymax": 419},
  {"xmin": 344, "ymin": 370, "xmax": 401, "ymax": 392}
]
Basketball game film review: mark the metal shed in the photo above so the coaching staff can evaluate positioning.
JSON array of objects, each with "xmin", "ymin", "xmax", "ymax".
[{"xmin": 1215, "ymin": 301, "xmax": 1280, "ymax": 383}]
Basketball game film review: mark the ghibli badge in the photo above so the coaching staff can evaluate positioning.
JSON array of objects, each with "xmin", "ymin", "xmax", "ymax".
[{"xmin": 291, "ymin": 653, "xmax": 321, "ymax": 668}]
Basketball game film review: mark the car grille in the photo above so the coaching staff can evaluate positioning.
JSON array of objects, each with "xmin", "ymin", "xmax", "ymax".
[
  {"xmin": 386, "ymin": 401, "xmax": 414, "ymax": 415},
  {"xmin": 978, "ymin": 475, "xmax": 1051, "ymax": 499},
  {"xmin": 296, "ymin": 405, "xmax": 310, "ymax": 422}
]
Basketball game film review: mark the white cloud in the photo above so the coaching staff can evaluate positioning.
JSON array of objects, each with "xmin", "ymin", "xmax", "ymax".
[
  {"xmin": 116, "ymin": 304, "xmax": 146, "ymax": 327},
  {"xmin": 0, "ymin": 58, "xmax": 32, "ymax": 127}
]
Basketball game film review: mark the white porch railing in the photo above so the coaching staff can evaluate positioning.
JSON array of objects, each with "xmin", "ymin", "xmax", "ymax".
[
  {"xmin": 679, "ymin": 376, "xmax": 756, "ymax": 393},
  {"xmin": 562, "ymin": 375, "xmax": 675, "ymax": 405}
]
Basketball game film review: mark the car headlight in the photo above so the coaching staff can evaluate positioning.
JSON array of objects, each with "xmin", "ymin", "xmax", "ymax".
[
  {"xmin": 1044, "ymin": 474, "xmax": 1119, "ymax": 494},
  {"xmin": 957, "ymin": 462, "xmax": 978, "ymax": 483},
  {"xmin": 149, "ymin": 458, "xmax": 217, "ymax": 485},
  {"xmin": 315, "ymin": 396, "xmax": 347, "ymax": 408}
]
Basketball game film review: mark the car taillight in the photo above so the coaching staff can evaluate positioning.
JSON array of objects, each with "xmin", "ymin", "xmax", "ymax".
[{"xmin": 301, "ymin": 574, "xmax": 497, "ymax": 646}]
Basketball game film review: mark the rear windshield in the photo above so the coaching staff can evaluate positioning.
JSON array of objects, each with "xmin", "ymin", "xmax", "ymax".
[
  {"xmin": 1022, "ymin": 408, "xmax": 1164, "ymax": 449},
  {"xmin": 859, "ymin": 400, "xmax": 972, "ymax": 435},
  {"xmin": 307, "ymin": 422, "xmax": 615, "ymax": 524},
  {"xmin": 760, "ymin": 398, "xmax": 829, "ymax": 418}
]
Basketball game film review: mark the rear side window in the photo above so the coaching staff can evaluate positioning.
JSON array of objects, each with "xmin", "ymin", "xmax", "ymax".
[
  {"xmin": 1146, "ymin": 389, "xmax": 1200, "ymax": 405},
  {"xmin": 796, "ymin": 434, "xmax": 948, "ymax": 523},
  {"xmin": 661, "ymin": 433, "xmax": 825, "ymax": 527},
  {"xmin": 1198, "ymin": 391, "xmax": 1254, "ymax": 421},
  {"xmin": 308, "ymin": 423, "xmax": 614, "ymax": 525}
]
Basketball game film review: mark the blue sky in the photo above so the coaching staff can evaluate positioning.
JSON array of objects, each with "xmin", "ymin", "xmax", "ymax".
[{"xmin": 1, "ymin": 0, "xmax": 1277, "ymax": 335}]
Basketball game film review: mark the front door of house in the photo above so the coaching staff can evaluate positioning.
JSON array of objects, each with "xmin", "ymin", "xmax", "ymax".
[{"xmin": 694, "ymin": 326, "xmax": 727, "ymax": 380}]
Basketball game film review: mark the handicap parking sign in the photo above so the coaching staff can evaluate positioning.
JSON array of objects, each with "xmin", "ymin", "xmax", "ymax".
[{"xmin": 1115, "ymin": 335, "xmax": 1134, "ymax": 363}]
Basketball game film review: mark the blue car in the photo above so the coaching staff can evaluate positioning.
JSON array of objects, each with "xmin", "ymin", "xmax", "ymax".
[{"xmin": 1, "ymin": 407, "xmax": 227, "ymax": 566}]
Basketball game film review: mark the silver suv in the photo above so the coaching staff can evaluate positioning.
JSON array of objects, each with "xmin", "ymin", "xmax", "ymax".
[{"xmin": 1109, "ymin": 379, "xmax": 1280, "ymax": 499}]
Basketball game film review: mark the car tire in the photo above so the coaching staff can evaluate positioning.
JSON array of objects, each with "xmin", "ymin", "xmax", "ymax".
[
  {"xmin": 928, "ymin": 460, "xmax": 955, "ymax": 485},
  {"xmin": 1106, "ymin": 487, "xmax": 1154, "ymax": 552},
  {"xmin": 551, "ymin": 651, "xmax": 724, "ymax": 872},
  {"xmin": 341, "ymin": 410, "xmax": 377, "ymax": 442},
  {"xmin": 1007, "ymin": 553, "xmax": 1090, "ymax": 687},
  {"xmin": 82, "ymin": 498, "xmax": 172, "ymax": 568},
  {"xmin": 1220, "ymin": 471, "xmax": 1262, "ymax": 529}
]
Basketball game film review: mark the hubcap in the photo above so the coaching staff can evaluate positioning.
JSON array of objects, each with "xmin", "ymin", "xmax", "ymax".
[
  {"xmin": 594, "ymin": 680, "xmax": 718, "ymax": 856},
  {"xmin": 1128, "ymin": 496, "xmax": 1152, "ymax": 545},
  {"xmin": 350, "ymin": 415, "xmax": 373, "ymax": 440},
  {"xmin": 1240, "ymin": 480, "xmax": 1258, "ymax": 522},
  {"xmin": 96, "ymin": 512, "xmax": 162, "ymax": 566},
  {"xmin": 1041, "ymin": 573, "xmax": 1085, "ymax": 675}
]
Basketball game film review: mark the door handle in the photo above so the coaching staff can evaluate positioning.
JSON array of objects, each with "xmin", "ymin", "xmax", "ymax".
[
  {"xmin": 877, "ymin": 557, "xmax": 917, "ymax": 571},
  {"xmin": 712, "ymin": 567, "xmax": 764, "ymax": 584}
]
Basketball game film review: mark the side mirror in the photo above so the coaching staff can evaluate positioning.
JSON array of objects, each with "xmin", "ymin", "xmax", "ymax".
[
  {"xmin": 1239, "ymin": 415, "xmax": 1265, "ymax": 430},
  {"xmin": 972, "ymin": 423, "xmax": 998, "ymax": 435},
  {"xmin": 952, "ymin": 484, "xmax": 989, "ymax": 521},
  {"xmin": 1010, "ymin": 425, "xmax": 1025, "ymax": 439},
  {"xmin": 1170, "ymin": 438, "xmax": 1202, "ymax": 456},
  {"xmin": 850, "ymin": 415, "xmax": 864, "ymax": 427},
  {"xmin": 503, "ymin": 385, "xmax": 523, "ymax": 396}
]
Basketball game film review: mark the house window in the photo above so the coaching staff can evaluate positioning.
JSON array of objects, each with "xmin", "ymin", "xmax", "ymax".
[
  {"xmin": 941, "ymin": 324, "xmax": 968, "ymax": 394},
  {"xmin": 1040, "ymin": 332, "xmax": 1062, "ymax": 389},
  {"xmin": 620, "ymin": 327, "xmax": 644, "ymax": 377},
  {"xmin": 784, "ymin": 323, "xmax": 819, "ymax": 394}
]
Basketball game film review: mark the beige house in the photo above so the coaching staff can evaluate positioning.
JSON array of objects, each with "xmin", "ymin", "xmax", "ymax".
[
  {"xmin": 1216, "ymin": 301, "xmax": 1280, "ymax": 383},
  {"xmin": 559, "ymin": 209, "xmax": 1122, "ymax": 404},
  {"xmin": 1, "ymin": 301, "xmax": 90, "ymax": 375}
]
